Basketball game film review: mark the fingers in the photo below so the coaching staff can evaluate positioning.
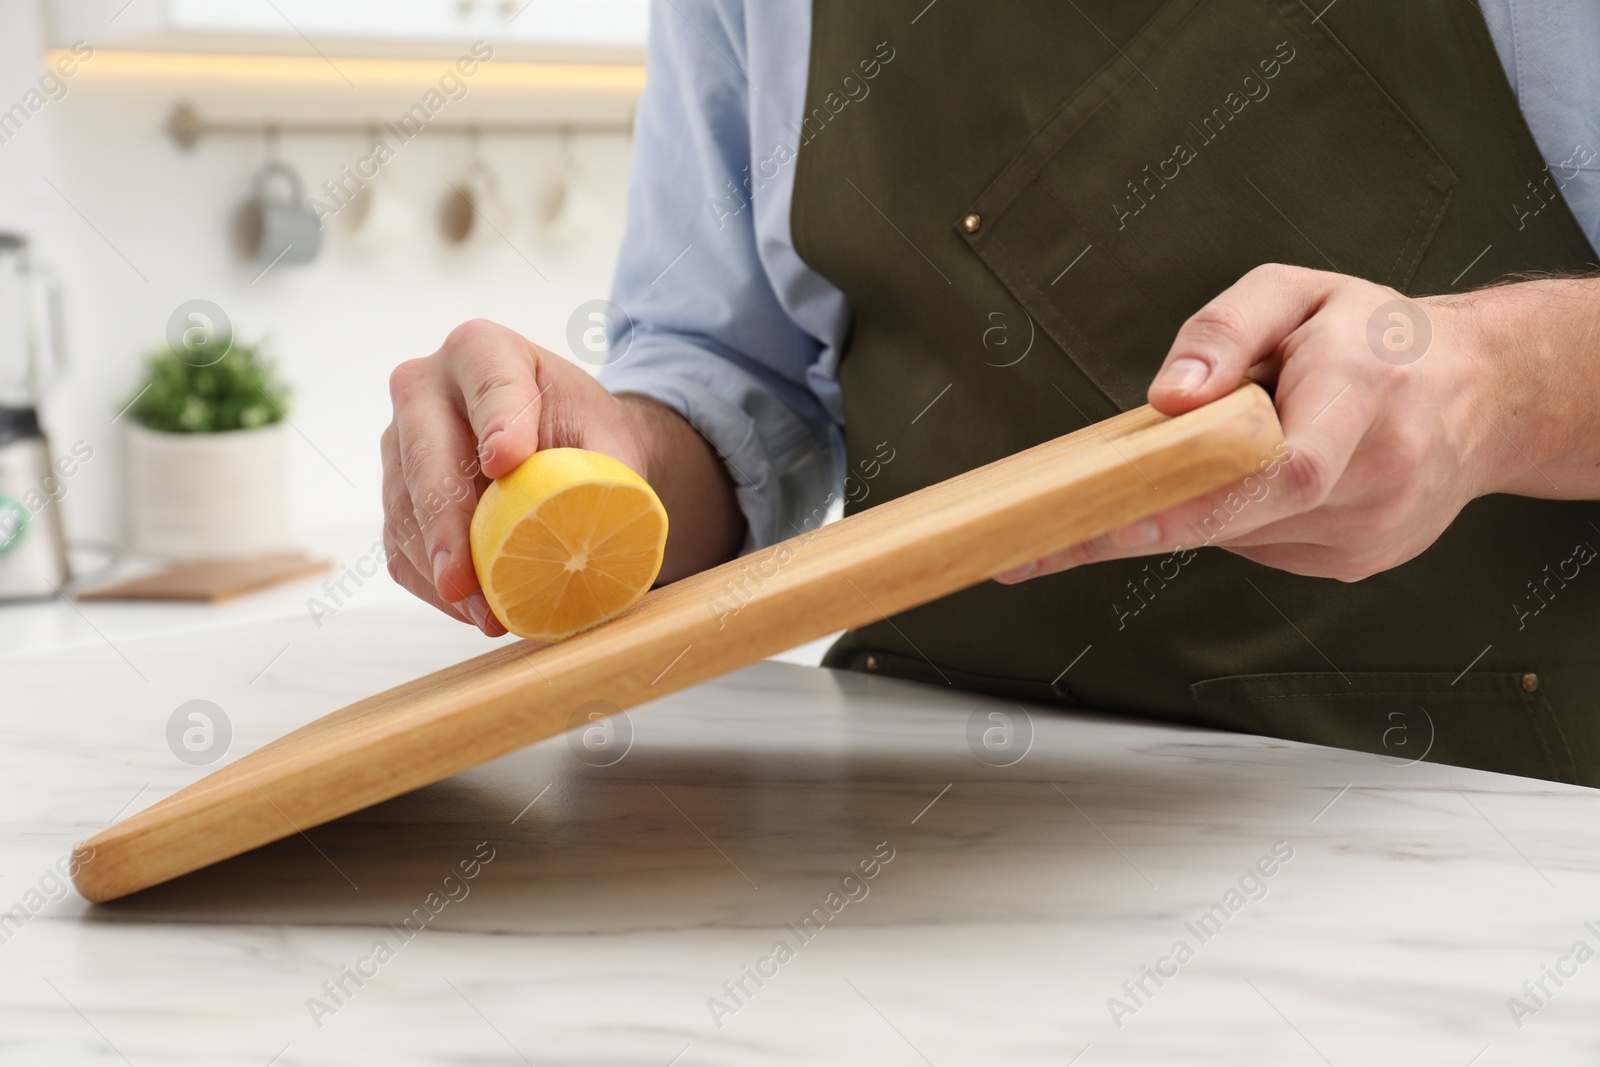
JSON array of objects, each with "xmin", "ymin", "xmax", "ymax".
[
  {"xmin": 994, "ymin": 522, "xmax": 1160, "ymax": 584},
  {"xmin": 1225, "ymin": 541, "xmax": 1372, "ymax": 581},
  {"xmin": 388, "ymin": 358, "xmax": 486, "ymax": 610},
  {"xmin": 1000, "ymin": 281, "xmax": 1389, "ymax": 585},
  {"xmin": 383, "ymin": 317, "xmax": 654, "ymax": 632},
  {"xmin": 380, "ymin": 422, "xmax": 430, "ymax": 584},
  {"xmin": 993, "ymin": 486, "xmax": 1235, "ymax": 584},
  {"xmin": 442, "ymin": 319, "xmax": 545, "ymax": 480},
  {"xmin": 1001, "ymin": 270, "xmax": 1427, "ymax": 587},
  {"xmin": 1148, "ymin": 264, "xmax": 1344, "ymax": 416},
  {"xmin": 381, "ymin": 421, "xmax": 506, "ymax": 635},
  {"xmin": 993, "ymin": 449, "xmax": 1290, "ymax": 584},
  {"xmin": 388, "ymin": 548, "xmax": 507, "ymax": 636},
  {"xmin": 997, "ymin": 395, "xmax": 1364, "ymax": 584},
  {"xmin": 1133, "ymin": 276, "xmax": 1384, "ymax": 546},
  {"xmin": 384, "ymin": 544, "xmax": 469, "ymax": 623}
]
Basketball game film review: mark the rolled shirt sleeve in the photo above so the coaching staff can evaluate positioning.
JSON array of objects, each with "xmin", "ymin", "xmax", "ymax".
[{"xmin": 599, "ymin": 0, "xmax": 847, "ymax": 554}]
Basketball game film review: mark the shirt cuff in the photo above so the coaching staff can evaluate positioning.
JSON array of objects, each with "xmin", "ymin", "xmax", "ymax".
[{"xmin": 600, "ymin": 349, "xmax": 838, "ymax": 555}]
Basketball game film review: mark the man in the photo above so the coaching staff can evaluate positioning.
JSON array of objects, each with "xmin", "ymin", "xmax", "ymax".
[{"xmin": 383, "ymin": 0, "xmax": 1600, "ymax": 784}]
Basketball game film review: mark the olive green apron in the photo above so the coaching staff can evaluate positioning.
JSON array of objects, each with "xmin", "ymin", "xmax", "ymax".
[{"xmin": 792, "ymin": 0, "xmax": 1600, "ymax": 784}]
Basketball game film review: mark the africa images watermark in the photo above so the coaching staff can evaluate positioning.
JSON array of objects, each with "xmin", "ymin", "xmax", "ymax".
[
  {"xmin": 0, "ymin": 846, "xmax": 96, "ymax": 950},
  {"xmin": 306, "ymin": 840, "xmax": 497, "ymax": 1028},
  {"xmin": 1111, "ymin": 40, "xmax": 1298, "ymax": 231},
  {"xmin": 1106, "ymin": 840, "xmax": 1295, "ymax": 1029},
  {"xmin": 706, "ymin": 440, "xmax": 895, "ymax": 630},
  {"xmin": 166, "ymin": 699, "xmax": 232, "ymax": 766},
  {"xmin": 705, "ymin": 840, "xmax": 897, "ymax": 1029},
  {"xmin": 305, "ymin": 539, "xmax": 390, "ymax": 629},
  {"xmin": 705, "ymin": 40, "xmax": 897, "ymax": 231},
  {"xmin": 1113, "ymin": 439, "xmax": 1294, "ymax": 630},
  {"xmin": 0, "ymin": 41, "xmax": 94, "ymax": 147},
  {"xmin": 706, "ymin": 508, "xmax": 827, "ymax": 632},
  {"xmin": 1505, "ymin": 919, "xmax": 1600, "ymax": 1030},
  {"xmin": 1512, "ymin": 140, "xmax": 1597, "ymax": 232},
  {"xmin": 385, "ymin": 439, "xmax": 489, "ymax": 571},
  {"xmin": 305, "ymin": 41, "xmax": 495, "ymax": 228},
  {"xmin": 1513, "ymin": 535, "xmax": 1596, "ymax": 631},
  {"xmin": 0, "ymin": 439, "xmax": 94, "ymax": 549}
]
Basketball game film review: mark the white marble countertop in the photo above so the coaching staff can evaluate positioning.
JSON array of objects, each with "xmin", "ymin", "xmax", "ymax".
[{"xmin": 3, "ymin": 593, "xmax": 1600, "ymax": 1065}]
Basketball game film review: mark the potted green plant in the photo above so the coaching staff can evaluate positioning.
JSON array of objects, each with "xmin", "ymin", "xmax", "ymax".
[{"xmin": 122, "ymin": 337, "xmax": 293, "ymax": 558}]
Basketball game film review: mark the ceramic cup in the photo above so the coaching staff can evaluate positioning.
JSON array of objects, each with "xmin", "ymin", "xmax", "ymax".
[
  {"xmin": 438, "ymin": 160, "xmax": 511, "ymax": 247},
  {"xmin": 529, "ymin": 135, "xmax": 603, "ymax": 248},
  {"xmin": 531, "ymin": 167, "xmax": 569, "ymax": 233},
  {"xmin": 234, "ymin": 161, "xmax": 323, "ymax": 266},
  {"xmin": 340, "ymin": 176, "xmax": 417, "ymax": 257},
  {"xmin": 531, "ymin": 133, "xmax": 573, "ymax": 235}
]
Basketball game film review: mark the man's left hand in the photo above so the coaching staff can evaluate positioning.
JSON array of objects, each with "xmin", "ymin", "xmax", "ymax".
[{"xmin": 996, "ymin": 263, "xmax": 1583, "ymax": 585}]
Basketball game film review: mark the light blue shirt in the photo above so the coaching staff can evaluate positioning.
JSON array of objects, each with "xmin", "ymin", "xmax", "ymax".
[
  {"xmin": 1479, "ymin": 0, "xmax": 1600, "ymax": 238},
  {"xmin": 601, "ymin": 0, "xmax": 1600, "ymax": 554}
]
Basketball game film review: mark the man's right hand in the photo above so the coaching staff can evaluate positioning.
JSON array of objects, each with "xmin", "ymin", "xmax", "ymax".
[{"xmin": 381, "ymin": 319, "xmax": 744, "ymax": 635}]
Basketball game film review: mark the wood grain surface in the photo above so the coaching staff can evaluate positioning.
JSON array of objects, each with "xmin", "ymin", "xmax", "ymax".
[
  {"xmin": 73, "ymin": 384, "xmax": 1283, "ymax": 902},
  {"xmin": 77, "ymin": 552, "xmax": 330, "ymax": 602}
]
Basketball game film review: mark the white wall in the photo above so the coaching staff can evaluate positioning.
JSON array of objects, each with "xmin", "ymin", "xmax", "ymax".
[
  {"xmin": 21, "ymin": 47, "xmax": 634, "ymax": 548},
  {"xmin": 0, "ymin": 0, "xmax": 50, "ymax": 243}
]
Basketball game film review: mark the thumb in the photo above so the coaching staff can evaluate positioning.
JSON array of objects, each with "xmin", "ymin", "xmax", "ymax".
[
  {"xmin": 444, "ymin": 322, "xmax": 547, "ymax": 480},
  {"xmin": 1148, "ymin": 264, "xmax": 1340, "ymax": 417}
]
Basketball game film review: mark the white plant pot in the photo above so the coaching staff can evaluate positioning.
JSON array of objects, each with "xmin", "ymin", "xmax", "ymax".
[{"xmin": 125, "ymin": 422, "xmax": 290, "ymax": 558}]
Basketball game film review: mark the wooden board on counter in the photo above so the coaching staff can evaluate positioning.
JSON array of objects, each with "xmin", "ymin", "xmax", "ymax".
[
  {"xmin": 77, "ymin": 552, "xmax": 330, "ymax": 603},
  {"xmin": 72, "ymin": 385, "xmax": 1283, "ymax": 903}
]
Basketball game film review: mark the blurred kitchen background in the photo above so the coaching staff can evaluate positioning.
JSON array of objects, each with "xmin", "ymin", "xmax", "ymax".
[{"xmin": 0, "ymin": 1, "xmax": 674, "ymax": 652}]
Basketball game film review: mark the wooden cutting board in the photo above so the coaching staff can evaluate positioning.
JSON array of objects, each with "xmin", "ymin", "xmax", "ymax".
[
  {"xmin": 77, "ymin": 551, "xmax": 330, "ymax": 602},
  {"xmin": 73, "ymin": 385, "xmax": 1282, "ymax": 902}
]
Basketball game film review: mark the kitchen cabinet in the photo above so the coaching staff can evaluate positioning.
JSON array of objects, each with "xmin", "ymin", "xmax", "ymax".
[{"xmin": 46, "ymin": 0, "xmax": 649, "ymax": 59}]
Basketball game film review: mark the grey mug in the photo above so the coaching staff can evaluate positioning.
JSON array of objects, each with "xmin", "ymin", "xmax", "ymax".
[{"xmin": 234, "ymin": 161, "xmax": 322, "ymax": 266}]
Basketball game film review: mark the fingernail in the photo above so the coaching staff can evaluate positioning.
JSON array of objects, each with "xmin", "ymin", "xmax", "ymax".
[
  {"xmin": 1155, "ymin": 356, "xmax": 1210, "ymax": 392},
  {"xmin": 431, "ymin": 547, "xmax": 451, "ymax": 591},
  {"xmin": 1113, "ymin": 520, "xmax": 1161, "ymax": 548},
  {"xmin": 997, "ymin": 562, "xmax": 1037, "ymax": 584},
  {"xmin": 454, "ymin": 592, "xmax": 495, "ymax": 633},
  {"xmin": 479, "ymin": 430, "xmax": 504, "ymax": 466}
]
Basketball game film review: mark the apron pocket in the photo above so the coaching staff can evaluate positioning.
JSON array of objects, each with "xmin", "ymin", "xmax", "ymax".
[
  {"xmin": 963, "ymin": 0, "xmax": 1458, "ymax": 408},
  {"xmin": 1190, "ymin": 672, "xmax": 1579, "ymax": 783}
]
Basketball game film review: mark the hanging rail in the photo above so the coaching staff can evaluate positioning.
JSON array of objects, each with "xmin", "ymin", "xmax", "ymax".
[{"xmin": 164, "ymin": 102, "xmax": 633, "ymax": 151}]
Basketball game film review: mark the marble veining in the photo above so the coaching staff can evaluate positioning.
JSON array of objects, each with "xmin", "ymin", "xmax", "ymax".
[{"xmin": 3, "ymin": 603, "xmax": 1599, "ymax": 1064}]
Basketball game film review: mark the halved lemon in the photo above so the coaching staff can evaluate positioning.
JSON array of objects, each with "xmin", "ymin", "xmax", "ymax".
[{"xmin": 469, "ymin": 448, "xmax": 668, "ymax": 641}]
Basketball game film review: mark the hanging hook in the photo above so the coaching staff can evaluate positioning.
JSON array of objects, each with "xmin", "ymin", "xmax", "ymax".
[{"xmin": 534, "ymin": 125, "xmax": 575, "ymax": 231}]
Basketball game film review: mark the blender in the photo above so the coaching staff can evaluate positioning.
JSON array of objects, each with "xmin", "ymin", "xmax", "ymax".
[{"xmin": 0, "ymin": 232, "xmax": 69, "ymax": 600}]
